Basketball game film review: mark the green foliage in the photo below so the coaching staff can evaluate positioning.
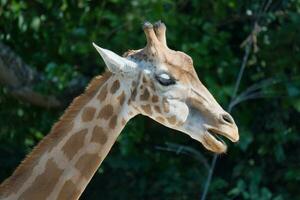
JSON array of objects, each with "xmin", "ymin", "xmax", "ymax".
[{"xmin": 0, "ymin": 0, "xmax": 299, "ymax": 199}]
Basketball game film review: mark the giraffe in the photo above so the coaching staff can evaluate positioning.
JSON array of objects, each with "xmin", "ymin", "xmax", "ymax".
[{"xmin": 0, "ymin": 21, "xmax": 239, "ymax": 200}]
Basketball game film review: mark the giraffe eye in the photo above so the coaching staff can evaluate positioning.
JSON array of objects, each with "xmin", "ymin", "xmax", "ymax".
[{"xmin": 155, "ymin": 73, "xmax": 176, "ymax": 86}]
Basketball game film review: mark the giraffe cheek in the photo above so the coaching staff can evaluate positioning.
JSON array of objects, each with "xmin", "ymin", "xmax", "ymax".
[{"xmin": 167, "ymin": 99, "xmax": 189, "ymax": 124}]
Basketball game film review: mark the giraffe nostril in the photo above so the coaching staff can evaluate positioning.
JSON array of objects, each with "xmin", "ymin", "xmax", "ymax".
[{"xmin": 221, "ymin": 113, "xmax": 234, "ymax": 125}]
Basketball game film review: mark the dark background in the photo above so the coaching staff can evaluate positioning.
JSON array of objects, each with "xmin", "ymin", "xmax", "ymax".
[{"xmin": 0, "ymin": 0, "xmax": 299, "ymax": 199}]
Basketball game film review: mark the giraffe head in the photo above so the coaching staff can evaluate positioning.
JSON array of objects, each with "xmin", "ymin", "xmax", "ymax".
[{"xmin": 93, "ymin": 21, "xmax": 239, "ymax": 153}]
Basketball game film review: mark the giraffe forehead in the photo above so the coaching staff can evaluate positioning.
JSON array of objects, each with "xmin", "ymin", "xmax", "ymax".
[
  {"xmin": 164, "ymin": 63, "xmax": 199, "ymax": 85},
  {"xmin": 126, "ymin": 54, "xmax": 195, "ymax": 87},
  {"xmin": 133, "ymin": 57, "xmax": 196, "ymax": 86},
  {"xmin": 126, "ymin": 46, "xmax": 193, "ymax": 68}
]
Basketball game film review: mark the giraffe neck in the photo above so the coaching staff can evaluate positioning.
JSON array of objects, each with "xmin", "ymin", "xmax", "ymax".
[{"xmin": 0, "ymin": 72, "xmax": 137, "ymax": 200}]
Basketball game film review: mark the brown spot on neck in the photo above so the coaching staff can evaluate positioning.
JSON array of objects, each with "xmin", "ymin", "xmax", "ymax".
[
  {"xmin": 131, "ymin": 81, "xmax": 137, "ymax": 88},
  {"xmin": 117, "ymin": 91, "xmax": 126, "ymax": 106},
  {"xmin": 98, "ymin": 105, "xmax": 114, "ymax": 120},
  {"xmin": 155, "ymin": 116, "xmax": 165, "ymax": 123},
  {"xmin": 91, "ymin": 126, "xmax": 107, "ymax": 145},
  {"xmin": 167, "ymin": 116, "xmax": 177, "ymax": 125},
  {"xmin": 81, "ymin": 107, "xmax": 96, "ymax": 122},
  {"xmin": 163, "ymin": 100, "xmax": 170, "ymax": 113},
  {"xmin": 140, "ymin": 88, "xmax": 150, "ymax": 101},
  {"xmin": 18, "ymin": 159, "xmax": 63, "ymax": 200},
  {"xmin": 97, "ymin": 84, "xmax": 108, "ymax": 102},
  {"xmin": 62, "ymin": 129, "xmax": 87, "ymax": 160},
  {"xmin": 110, "ymin": 80, "xmax": 120, "ymax": 93},
  {"xmin": 149, "ymin": 81, "xmax": 156, "ymax": 91},
  {"xmin": 141, "ymin": 105, "xmax": 152, "ymax": 115},
  {"xmin": 152, "ymin": 95, "xmax": 159, "ymax": 103},
  {"xmin": 121, "ymin": 118, "xmax": 126, "ymax": 126},
  {"xmin": 109, "ymin": 115, "xmax": 118, "ymax": 129},
  {"xmin": 142, "ymin": 76, "xmax": 147, "ymax": 83},
  {"xmin": 131, "ymin": 88, "xmax": 137, "ymax": 101},
  {"xmin": 57, "ymin": 180, "xmax": 81, "ymax": 200},
  {"xmin": 75, "ymin": 153, "xmax": 102, "ymax": 179},
  {"xmin": 154, "ymin": 105, "xmax": 161, "ymax": 114}
]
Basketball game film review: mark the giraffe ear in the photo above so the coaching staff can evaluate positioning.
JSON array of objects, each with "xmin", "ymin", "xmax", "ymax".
[{"xmin": 93, "ymin": 43, "xmax": 137, "ymax": 74}]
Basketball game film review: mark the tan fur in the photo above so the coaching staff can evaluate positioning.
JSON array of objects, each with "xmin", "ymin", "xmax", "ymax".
[
  {"xmin": 155, "ymin": 116, "xmax": 165, "ymax": 123},
  {"xmin": 163, "ymin": 100, "xmax": 170, "ymax": 113},
  {"xmin": 57, "ymin": 180, "xmax": 80, "ymax": 200},
  {"xmin": 167, "ymin": 116, "xmax": 177, "ymax": 125},
  {"xmin": 75, "ymin": 153, "xmax": 101, "ymax": 179}
]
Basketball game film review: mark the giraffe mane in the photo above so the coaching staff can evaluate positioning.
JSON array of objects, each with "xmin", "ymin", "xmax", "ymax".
[{"xmin": 0, "ymin": 71, "xmax": 112, "ymax": 195}]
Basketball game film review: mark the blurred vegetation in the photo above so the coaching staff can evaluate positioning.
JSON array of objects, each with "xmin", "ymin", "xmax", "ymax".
[{"xmin": 0, "ymin": 0, "xmax": 300, "ymax": 199}]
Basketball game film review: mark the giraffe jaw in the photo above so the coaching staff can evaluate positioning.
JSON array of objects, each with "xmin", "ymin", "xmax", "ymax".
[
  {"xmin": 179, "ymin": 106, "xmax": 239, "ymax": 154},
  {"xmin": 203, "ymin": 130, "xmax": 227, "ymax": 153},
  {"xmin": 201, "ymin": 125, "xmax": 239, "ymax": 154}
]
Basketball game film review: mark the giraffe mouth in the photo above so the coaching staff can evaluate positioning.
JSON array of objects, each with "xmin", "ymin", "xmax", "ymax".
[
  {"xmin": 202, "ymin": 128, "xmax": 231, "ymax": 153},
  {"xmin": 207, "ymin": 127, "xmax": 238, "ymax": 142}
]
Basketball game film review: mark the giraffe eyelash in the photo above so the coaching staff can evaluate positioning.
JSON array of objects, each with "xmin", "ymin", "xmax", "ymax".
[{"xmin": 155, "ymin": 73, "xmax": 176, "ymax": 86}]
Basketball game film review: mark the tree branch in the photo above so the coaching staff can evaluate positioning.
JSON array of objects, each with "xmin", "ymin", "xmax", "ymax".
[
  {"xmin": 0, "ymin": 42, "xmax": 88, "ymax": 109},
  {"xmin": 156, "ymin": 142, "xmax": 210, "ymax": 170},
  {"xmin": 200, "ymin": 1, "xmax": 273, "ymax": 199}
]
